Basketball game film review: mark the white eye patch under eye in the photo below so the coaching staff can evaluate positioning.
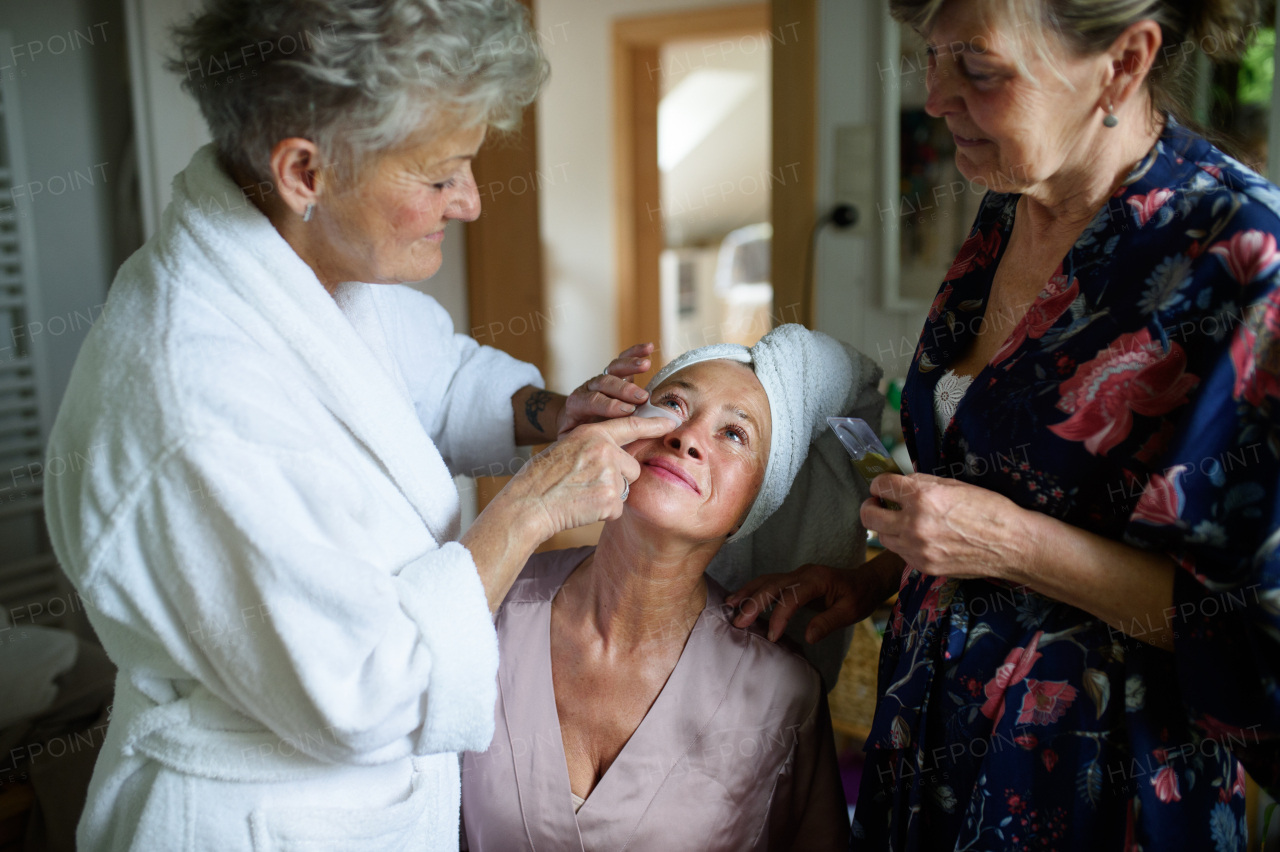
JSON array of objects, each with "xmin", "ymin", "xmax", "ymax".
[{"xmin": 634, "ymin": 400, "xmax": 682, "ymax": 424}]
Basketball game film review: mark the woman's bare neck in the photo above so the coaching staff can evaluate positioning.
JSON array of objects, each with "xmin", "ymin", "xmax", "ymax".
[
  {"xmin": 554, "ymin": 520, "xmax": 716, "ymax": 652},
  {"xmin": 1018, "ymin": 110, "xmax": 1164, "ymax": 247}
]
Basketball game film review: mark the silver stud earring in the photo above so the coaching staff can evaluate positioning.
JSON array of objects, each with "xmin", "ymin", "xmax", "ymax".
[
  {"xmin": 302, "ymin": 203, "xmax": 315, "ymax": 222},
  {"xmin": 1103, "ymin": 103, "xmax": 1118, "ymax": 128}
]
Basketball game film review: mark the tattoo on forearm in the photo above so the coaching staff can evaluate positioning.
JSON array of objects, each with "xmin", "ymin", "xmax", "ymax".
[{"xmin": 525, "ymin": 389, "xmax": 554, "ymax": 433}]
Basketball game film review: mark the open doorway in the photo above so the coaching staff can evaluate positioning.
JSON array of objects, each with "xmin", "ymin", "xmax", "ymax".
[
  {"xmin": 613, "ymin": 4, "xmax": 772, "ymax": 379},
  {"xmin": 658, "ymin": 33, "xmax": 772, "ymax": 360}
]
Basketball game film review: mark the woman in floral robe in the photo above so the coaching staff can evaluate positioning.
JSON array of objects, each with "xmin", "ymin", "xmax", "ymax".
[
  {"xmin": 726, "ymin": 0, "xmax": 1280, "ymax": 849},
  {"xmin": 849, "ymin": 120, "xmax": 1280, "ymax": 849}
]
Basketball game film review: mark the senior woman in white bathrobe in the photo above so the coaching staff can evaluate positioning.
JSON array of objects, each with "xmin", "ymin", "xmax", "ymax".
[{"xmin": 41, "ymin": 1, "xmax": 674, "ymax": 850}]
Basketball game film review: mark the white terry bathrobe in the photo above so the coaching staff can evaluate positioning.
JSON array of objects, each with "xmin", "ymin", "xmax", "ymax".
[{"xmin": 43, "ymin": 144, "xmax": 541, "ymax": 852}]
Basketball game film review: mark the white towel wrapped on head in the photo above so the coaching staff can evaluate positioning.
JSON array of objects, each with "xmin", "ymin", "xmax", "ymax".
[
  {"xmin": 647, "ymin": 324, "xmax": 885, "ymax": 687},
  {"xmin": 647, "ymin": 324, "xmax": 867, "ymax": 541}
]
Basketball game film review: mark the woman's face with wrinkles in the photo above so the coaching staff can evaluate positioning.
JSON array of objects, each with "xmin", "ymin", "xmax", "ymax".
[
  {"xmin": 622, "ymin": 360, "xmax": 771, "ymax": 542},
  {"xmin": 921, "ymin": 0, "xmax": 1115, "ymax": 195}
]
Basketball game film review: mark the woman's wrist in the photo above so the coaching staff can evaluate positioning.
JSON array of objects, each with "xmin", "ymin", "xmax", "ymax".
[
  {"xmin": 1001, "ymin": 506, "xmax": 1052, "ymax": 589},
  {"xmin": 990, "ymin": 505, "xmax": 1176, "ymax": 651},
  {"xmin": 545, "ymin": 393, "xmax": 568, "ymax": 438},
  {"xmin": 482, "ymin": 486, "xmax": 553, "ymax": 551},
  {"xmin": 511, "ymin": 386, "xmax": 565, "ymax": 446},
  {"xmin": 461, "ymin": 490, "xmax": 550, "ymax": 611},
  {"xmin": 863, "ymin": 549, "xmax": 906, "ymax": 599}
]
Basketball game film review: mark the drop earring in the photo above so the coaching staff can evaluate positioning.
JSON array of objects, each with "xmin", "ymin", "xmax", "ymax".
[
  {"xmin": 1103, "ymin": 102, "xmax": 1118, "ymax": 128},
  {"xmin": 303, "ymin": 203, "xmax": 315, "ymax": 222}
]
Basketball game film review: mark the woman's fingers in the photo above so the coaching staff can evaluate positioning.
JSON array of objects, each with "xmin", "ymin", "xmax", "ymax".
[
  {"xmin": 804, "ymin": 596, "xmax": 862, "ymax": 644},
  {"xmin": 586, "ymin": 373, "xmax": 648, "ymax": 405},
  {"xmin": 614, "ymin": 342, "xmax": 655, "ymax": 364},
  {"xmin": 725, "ymin": 575, "xmax": 769, "ymax": 607},
  {"xmin": 729, "ymin": 564, "xmax": 877, "ymax": 643},
  {"xmin": 573, "ymin": 390, "xmax": 634, "ymax": 421},
  {"xmin": 604, "ymin": 358, "xmax": 651, "ymax": 386},
  {"xmin": 559, "ymin": 374, "xmax": 654, "ymax": 435},
  {"xmin": 614, "ymin": 442, "xmax": 642, "ymax": 487},
  {"xmin": 732, "ymin": 569, "xmax": 831, "ymax": 641},
  {"xmin": 860, "ymin": 497, "xmax": 902, "ymax": 534},
  {"xmin": 870, "ymin": 472, "xmax": 915, "ymax": 504},
  {"xmin": 594, "ymin": 413, "xmax": 676, "ymax": 448},
  {"xmin": 563, "ymin": 420, "xmax": 645, "ymax": 485},
  {"xmin": 516, "ymin": 418, "xmax": 662, "ymax": 533},
  {"xmin": 618, "ymin": 342, "xmax": 655, "ymax": 358},
  {"xmin": 558, "ymin": 344, "xmax": 658, "ymax": 436},
  {"xmin": 605, "ymin": 343, "xmax": 655, "ymax": 385},
  {"xmin": 727, "ymin": 574, "xmax": 793, "ymax": 627},
  {"xmin": 766, "ymin": 589, "xmax": 813, "ymax": 643}
]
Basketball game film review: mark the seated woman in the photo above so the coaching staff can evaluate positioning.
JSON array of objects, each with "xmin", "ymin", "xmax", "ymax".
[{"xmin": 461, "ymin": 325, "xmax": 876, "ymax": 851}]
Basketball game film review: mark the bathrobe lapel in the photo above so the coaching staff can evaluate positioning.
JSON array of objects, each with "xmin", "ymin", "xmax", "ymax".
[
  {"xmin": 499, "ymin": 567, "xmax": 745, "ymax": 852},
  {"xmin": 169, "ymin": 146, "xmax": 460, "ymax": 544}
]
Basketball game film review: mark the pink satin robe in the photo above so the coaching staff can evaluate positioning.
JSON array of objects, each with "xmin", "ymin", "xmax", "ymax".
[{"xmin": 461, "ymin": 547, "xmax": 850, "ymax": 851}]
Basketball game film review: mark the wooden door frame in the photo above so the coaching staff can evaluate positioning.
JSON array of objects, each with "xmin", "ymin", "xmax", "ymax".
[
  {"xmin": 613, "ymin": 3, "xmax": 780, "ymax": 379},
  {"xmin": 467, "ymin": 0, "xmax": 546, "ymax": 520},
  {"xmin": 769, "ymin": 0, "xmax": 817, "ymax": 329},
  {"xmin": 466, "ymin": 99, "xmax": 547, "ymax": 375},
  {"xmin": 467, "ymin": 0, "xmax": 547, "ymax": 377}
]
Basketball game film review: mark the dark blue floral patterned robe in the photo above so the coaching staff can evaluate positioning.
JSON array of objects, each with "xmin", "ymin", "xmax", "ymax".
[{"xmin": 851, "ymin": 119, "xmax": 1280, "ymax": 852}]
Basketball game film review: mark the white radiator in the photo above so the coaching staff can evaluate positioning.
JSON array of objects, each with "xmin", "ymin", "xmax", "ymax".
[{"xmin": 0, "ymin": 30, "xmax": 76, "ymax": 634}]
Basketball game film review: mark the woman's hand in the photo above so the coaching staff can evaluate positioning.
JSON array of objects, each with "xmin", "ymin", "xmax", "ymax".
[
  {"xmin": 862, "ymin": 472, "xmax": 1178, "ymax": 651},
  {"xmin": 511, "ymin": 344, "xmax": 658, "ymax": 445},
  {"xmin": 860, "ymin": 473, "xmax": 1033, "ymax": 582},
  {"xmin": 726, "ymin": 550, "xmax": 905, "ymax": 644},
  {"xmin": 556, "ymin": 343, "xmax": 656, "ymax": 437},
  {"xmin": 463, "ymin": 415, "xmax": 675, "ymax": 610},
  {"xmin": 512, "ymin": 413, "xmax": 674, "ymax": 533}
]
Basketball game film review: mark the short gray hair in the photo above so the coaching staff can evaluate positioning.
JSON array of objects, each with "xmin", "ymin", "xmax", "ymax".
[{"xmin": 170, "ymin": 0, "xmax": 549, "ymax": 184}]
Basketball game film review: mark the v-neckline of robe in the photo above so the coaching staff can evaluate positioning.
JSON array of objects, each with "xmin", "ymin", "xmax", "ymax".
[
  {"xmin": 911, "ymin": 140, "xmax": 1164, "ymax": 471},
  {"xmin": 916, "ymin": 199, "xmax": 1086, "ymax": 466},
  {"xmin": 496, "ymin": 549, "xmax": 747, "ymax": 852}
]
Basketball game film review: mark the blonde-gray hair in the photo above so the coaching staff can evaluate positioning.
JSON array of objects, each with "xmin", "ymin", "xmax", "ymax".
[
  {"xmin": 170, "ymin": 0, "xmax": 549, "ymax": 184},
  {"xmin": 891, "ymin": 0, "xmax": 1261, "ymax": 131}
]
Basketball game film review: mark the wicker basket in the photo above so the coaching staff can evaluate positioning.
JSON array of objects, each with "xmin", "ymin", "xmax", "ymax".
[{"xmin": 828, "ymin": 612, "xmax": 888, "ymax": 741}]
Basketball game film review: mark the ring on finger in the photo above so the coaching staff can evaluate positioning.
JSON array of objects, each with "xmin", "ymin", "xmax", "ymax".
[{"xmin": 620, "ymin": 475, "xmax": 630, "ymax": 502}]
